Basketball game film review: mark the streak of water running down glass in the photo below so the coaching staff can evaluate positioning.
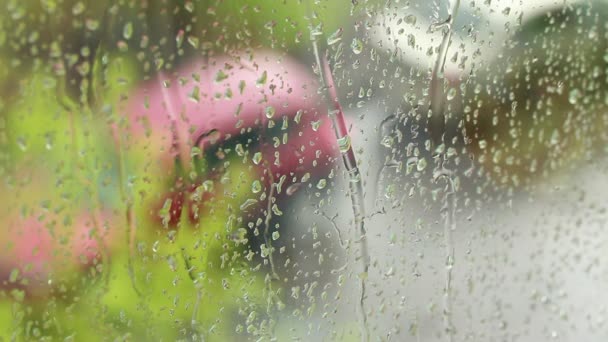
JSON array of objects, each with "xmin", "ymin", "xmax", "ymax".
[
  {"xmin": 429, "ymin": 0, "xmax": 461, "ymax": 145},
  {"xmin": 429, "ymin": 1, "xmax": 461, "ymax": 341},
  {"xmin": 435, "ymin": 169, "xmax": 457, "ymax": 342},
  {"xmin": 310, "ymin": 35, "xmax": 370, "ymax": 341}
]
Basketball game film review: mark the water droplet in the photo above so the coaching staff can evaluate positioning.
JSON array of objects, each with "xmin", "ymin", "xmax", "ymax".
[
  {"xmin": 184, "ymin": 1, "xmax": 194, "ymax": 12},
  {"xmin": 188, "ymin": 85, "xmax": 200, "ymax": 103},
  {"xmin": 568, "ymin": 88, "xmax": 580, "ymax": 104},
  {"xmin": 407, "ymin": 34, "xmax": 416, "ymax": 48},
  {"xmin": 316, "ymin": 179, "xmax": 327, "ymax": 189},
  {"xmin": 550, "ymin": 129, "xmax": 560, "ymax": 146},
  {"xmin": 9, "ymin": 269, "xmax": 19, "ymax": 283},
  {"xmin": 235, "ymin": 144, "xmax": 245, "ymax": 156},
  {"xmin": 272, "ymin": 231, "xmax": 280, "ymax": 241},
  {"xmin": 447, "ymin": 88, "xmax": 457, "ymax": 101},
  {"xmin": 72, "ymin": 2, "xmax": 85, "ymax": 15},
  {"xmin": 175, "ymin": 30, "xmax": 184, "ymax": 48},
  {"xmin": 358, "ymin": 87, "xmax": 365, "ymax": 98},
  {"xmin": 202, "ymin": 180, "xmax": 214, "ymax": 192},
  {"xmin": 215, "ymin": 70, "xmax": 228, "ymax": 83},
  {"xmin": 252, "ymin": 152, "xmax": 263, "ymax": 165},
  {"xmin": 159, "ymin": 198, "xmax": 173, "ymax": 228},
  {"xmin": 327, "ymin": 28, "xmax": 343, "ymax": 45},
  {"xmin": 311, "ymin": 120, "xmax": 322, "ymax": 131},
  {"xmin": 265, "ymin": 106, "xmax": 275, "ymax": 119},
  {"xmin": 187, "ymin": 36, "xmax": 199, "ymax": 49},
  {"xmin": 85, "ymin": 19, "xmax": 99, "ymax": 31},
  {"xmin": 416, "ymin": 158, "xmax": 427, "ymax": 171},
  {"xmin": 276, "ymin": 175, "xmax": 287, "ymax": 194},
  {"xmin": 44, "ymin": 134, "xmax": 54, "ymax": 150},
  {"xmin": 16, "ymin": 137, "xmax": 27, "ymax": 151},
  {"xmin": 301, "ymin": 173, "xmax": 311, "ymax": 183},
  {"xmin": 381, "ymin": 136, "xmax": 394, "ymax": 148},
  {"xmin": 256, "ymin": 70, "xmax": 267, "ymax": 87},
  {"xmin": 294, "ymin": 109, "xmax": 303, "ymax": 124},
  {"xmin": 309, "ymin": 23, "xmax": 323, "ymax": 37},
  {"xmin": 251, "ymin": 180, "xmax": 262, "ymax": 193},
  {"xmin": 123, "ymin": 22, "xmax": 133, "ymax": 40},
  {"xmin": 405, "ymin": 14, "xmax": 417, "ymax": 25},
  {"xmin": 337, "ymin": 136, "xmax": 351, "ymax": 153},
  {"xmin": 351, "ymin": 38, "xmax": 363, "ymax": 55},
  {"xmin": 384, "ymin": 184, "xmax": 396, "ymax": 199},
  {"xmin": 286, "ymin": 183, "xmax": 302, "ymax": 196},
  {"xmin": 271, "ymin": 204, "xmax": 283, "ymax": 216},
  {"xmin": 240, "ymin": 199, "xmax": 258, "ymax": 210}
]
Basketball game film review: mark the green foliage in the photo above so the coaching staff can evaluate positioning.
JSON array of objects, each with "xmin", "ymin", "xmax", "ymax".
[{"xmin": 0, "ymin": 49, "xmax": 270, "ymax": 340}]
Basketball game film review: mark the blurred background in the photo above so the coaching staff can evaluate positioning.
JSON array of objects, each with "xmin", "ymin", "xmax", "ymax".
[{"xmin": 1, "ymin": 0, "xmax": 607, "ymax": 340}]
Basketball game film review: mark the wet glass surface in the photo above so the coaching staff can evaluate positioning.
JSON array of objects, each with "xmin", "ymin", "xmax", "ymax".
[{"xmin": 1, "ymin": 0, "xmax": 607, "ymax": 340}]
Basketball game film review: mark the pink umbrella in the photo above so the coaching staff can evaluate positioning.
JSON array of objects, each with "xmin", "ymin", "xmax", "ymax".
[{"xmin": 118, "ymin": 50, "xmax": 339, "ymax": 226}]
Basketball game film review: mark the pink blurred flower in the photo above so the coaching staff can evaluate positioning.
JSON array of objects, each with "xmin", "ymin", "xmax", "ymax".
[{"xmin": 0, "ymin": 212, "xmax": 116, "ymax": 297}]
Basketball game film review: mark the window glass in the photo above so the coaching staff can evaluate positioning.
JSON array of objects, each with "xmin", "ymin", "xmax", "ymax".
[{"xmin": 1, "ymin": 0, "xmax": 607, "ymax": 340}]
